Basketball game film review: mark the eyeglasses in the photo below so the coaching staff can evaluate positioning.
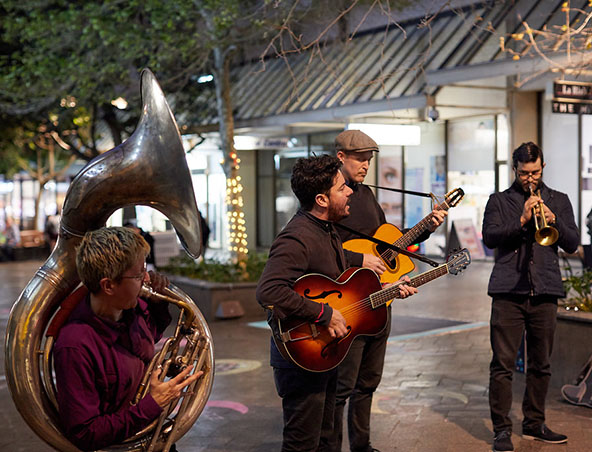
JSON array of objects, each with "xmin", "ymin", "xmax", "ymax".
[
  {"xmin": 120, "ymin": 263, "xmax": 147, "ymax": 281},
  {"xmin": 516, "ymin": 169, "xmax": 542, "ymax": 179}
]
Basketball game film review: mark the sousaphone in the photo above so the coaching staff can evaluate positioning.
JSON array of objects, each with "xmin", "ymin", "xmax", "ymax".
[{"xmin": 4, "ymin": 69, "xmax": 214, "ymax": 451}]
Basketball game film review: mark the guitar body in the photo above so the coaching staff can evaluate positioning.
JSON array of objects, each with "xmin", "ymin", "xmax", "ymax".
[
  {"xmin": 273, "ymin": 248, "xmax": 471, "ymax": 372},
  {"xmin": 343, "ymin": 188, "xmax": 465, "ymax": 286},
  {"xmin": 275, "ymin": 268, "xmax": 387, "ymax": 372},
  {"xmin": 343, "ymin": 223, "xmax": 415, "ymax": 284}
]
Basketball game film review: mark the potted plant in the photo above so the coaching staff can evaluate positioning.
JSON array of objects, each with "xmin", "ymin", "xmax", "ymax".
[
  {"xmin": 551, "ymin": 268, "xmax": 592, "ymax": 387},
  {"xmin": 160, "ymin": 253, "xmax": 268, "ymax": 321}
]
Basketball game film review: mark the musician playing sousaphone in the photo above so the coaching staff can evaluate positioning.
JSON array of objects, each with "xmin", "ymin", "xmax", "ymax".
[
  {"xmin": 483, "ymin": 142, "xmax": 578, "ymax": 452},
  {"xmin": 330, "ymin": 130, "xmax": 447, "ymax": 452},
  {"xmin": 53, "ymin": 227, "xmax": 203, "ymax": 452},
  {"xmin": 256, "ymin": 154, "xmax": 419, "ymax": 452}
]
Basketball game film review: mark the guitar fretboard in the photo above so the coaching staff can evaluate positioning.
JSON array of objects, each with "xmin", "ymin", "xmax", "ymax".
[
  {"xmin": 369, "ymin": 263, "xmax": 449, "ymax": 308},
  {"xmin": 381, "ymin": 201, "xmax": 450, "ymax": 260}
]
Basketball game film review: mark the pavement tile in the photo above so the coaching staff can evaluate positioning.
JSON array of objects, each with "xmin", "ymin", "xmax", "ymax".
[{"xmin": 1, "ymin": 259, "xmax": 592, "ymax": 451}]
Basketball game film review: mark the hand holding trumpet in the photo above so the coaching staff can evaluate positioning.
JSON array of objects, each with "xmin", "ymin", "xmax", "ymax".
[
  {"xmin": 521, "ymin": 185, "xmax": 559, "ymax": 246},
  {"xmin": 520, "ymin": 187, "xmax": 556, "ymax": 227}
]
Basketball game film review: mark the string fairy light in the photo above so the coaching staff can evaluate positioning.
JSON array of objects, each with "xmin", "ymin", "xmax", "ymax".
[
  {"xmin": 225, "ymin": 148, "xmax": 248, "ymax": 257},
  {"xmin": 499, "ymin": 1, "xmax": 592, "ymax": 87}
]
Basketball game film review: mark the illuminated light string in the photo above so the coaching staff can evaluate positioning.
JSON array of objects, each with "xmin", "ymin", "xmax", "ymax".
[
  {"xmin": 223, "ymin": 151, "xmax": 248, "ymax": 255},
  {"xmin": 498, "ymin": 2, "xmax": 592, "ymax": 85}
]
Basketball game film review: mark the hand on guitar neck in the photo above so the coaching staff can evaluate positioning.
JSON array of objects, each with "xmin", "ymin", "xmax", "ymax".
[
  {"xmin": 385, "ymin": 274, "xmax": 417, "ymax": 297},
  {"xmin": 328, "ymin": 274, "xmax": 416, "ymax": 337},
  {"xmin": 427, "ymin": 204, "xmax": 448, "ymax": 232}
]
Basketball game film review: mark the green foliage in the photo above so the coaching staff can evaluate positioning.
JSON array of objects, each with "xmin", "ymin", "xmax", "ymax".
[
  {"xmin": 161, "ymin": 253, "xmax": 268, "ymax": 283},
  {"xmin": 562, "ymin": 269, "xmax": 592, "ymax": 312},
  {"xmin": 0, "ymin": 0, "xmax": 299, "ymax": 159}
]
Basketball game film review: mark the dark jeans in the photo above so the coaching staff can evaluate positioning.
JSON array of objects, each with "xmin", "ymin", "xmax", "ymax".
[
  {"xmin": 0, "ymin": 245, "xmax": 15, "ymax": 261},
  {"xmin": 330, "ymin": 309, "xmax": 390, "ymax": 452},
  {"xmin": 273, "ymin": 366, "xmax": 337, "ymax": 452},
  {"xmin": 489, "ymin": 295, "xmax": 557, "ymax": 434}
]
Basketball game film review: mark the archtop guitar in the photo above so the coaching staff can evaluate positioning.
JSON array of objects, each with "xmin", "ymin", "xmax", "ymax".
[
  {"xmin": 272, "ymin": 248, "xmax": 471, "ymax": 372},
  {"xmin": 343, "ymin": 188, "xmax": 464, "ymax": 285}
]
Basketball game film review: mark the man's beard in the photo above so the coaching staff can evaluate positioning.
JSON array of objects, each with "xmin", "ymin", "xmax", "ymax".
[{"xmin": 328, "ymin": 202, "xmax": 349, "ymax": 222}]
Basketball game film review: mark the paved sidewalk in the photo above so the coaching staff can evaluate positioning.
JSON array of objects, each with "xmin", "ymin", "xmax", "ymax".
[{"xmin": 1, "ymin": 259, "xmax": 591, "ymax": 451}]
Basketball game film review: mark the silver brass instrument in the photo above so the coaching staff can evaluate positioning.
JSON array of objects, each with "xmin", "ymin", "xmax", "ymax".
[
  {"xmin": 4, "ymin": 69, "xmax": 214, "ymax": 452},
  {"xmin": 530, "ymin": 185, "xmax": 559, "ymax": 247}
]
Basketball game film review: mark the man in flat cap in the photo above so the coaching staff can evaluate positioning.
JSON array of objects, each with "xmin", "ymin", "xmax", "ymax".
[{"xmin": 331, "ymin": 129, "xmax": 447, "ymax": 452}]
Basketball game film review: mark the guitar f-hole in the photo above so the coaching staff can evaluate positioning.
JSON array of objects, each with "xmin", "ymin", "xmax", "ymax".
[
  {"xmin": 320, "ymin": 326, "xmax": 351, "ymax": 359},
  {"xmin": 303, "ymin": 288, "xmax": 343, "ymax": 300}
]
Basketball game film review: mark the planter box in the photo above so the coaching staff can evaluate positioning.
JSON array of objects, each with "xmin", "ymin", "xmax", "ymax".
[
  {"xmin": 167, "ymin": 275, "xmax": 264, "ymax": 322},
  {"xmin": 550, "ymin": 308, "xmax": 592, "ymax": 387}
]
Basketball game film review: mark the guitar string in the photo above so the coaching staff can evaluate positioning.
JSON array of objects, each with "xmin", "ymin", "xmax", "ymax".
[
  {"xmin": 334, "ymin": 267, "xmax": 449, "ymax": 317},
  {"xmin": 379, "ymin": 201, "xmax": 450, "ymax": 261}
]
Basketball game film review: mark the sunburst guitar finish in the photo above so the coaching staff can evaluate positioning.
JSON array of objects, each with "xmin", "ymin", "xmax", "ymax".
[{"xmin": 272, "ymin": 248, "xmax": 471, "ymax": 372}]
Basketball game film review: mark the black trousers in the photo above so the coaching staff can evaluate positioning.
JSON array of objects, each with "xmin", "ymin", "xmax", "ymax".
[
  {"xmin": 489, "ymin": 295, "xmax": 557, "ymax": 434},
  {"xmin": 330, "ymin": 309, "xmax": 391, "ymax": 452},
  {"xmin": 273, "ymin": 366, "xmax": 337, "ymax": 452}
]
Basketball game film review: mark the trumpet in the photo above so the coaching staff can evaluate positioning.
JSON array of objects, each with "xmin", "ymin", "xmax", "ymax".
[{"xmin": 530, "ymin": 185, "xmax": 559, "ymax": 246}]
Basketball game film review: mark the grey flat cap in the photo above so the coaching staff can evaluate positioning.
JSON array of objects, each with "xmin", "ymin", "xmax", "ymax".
[{"xmin": 335, "ymin": 130, "xmax": 379, "ymax": 153}]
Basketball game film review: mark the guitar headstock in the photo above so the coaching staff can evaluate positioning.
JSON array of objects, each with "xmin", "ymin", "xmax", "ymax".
[
  {"xmin": 446, "ymin": 248, "xmax": 471, "ymax": 275},
  {"xmin": 445, "ymin": 188, "xmax": 465, "ymax": 207}
]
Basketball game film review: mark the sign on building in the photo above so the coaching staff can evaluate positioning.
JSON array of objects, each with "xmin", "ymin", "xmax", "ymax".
[{"xmin": 552, "ymin": 80, "xmax": 592, "ymax": 115}]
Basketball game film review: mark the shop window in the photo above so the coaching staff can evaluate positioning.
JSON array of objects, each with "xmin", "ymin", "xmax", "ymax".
[{"xmin": 448, "ymin": 116, "xmax": 496, "ymax": 250}]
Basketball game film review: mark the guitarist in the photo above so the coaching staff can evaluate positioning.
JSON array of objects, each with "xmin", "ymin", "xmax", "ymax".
[
  {"xmin": 256, "ymin": 154, "xmax": 417, "ymax": 452},
  {"xmin": 331, "ymin": 130, "xmax": 447, "ymax": 452}
]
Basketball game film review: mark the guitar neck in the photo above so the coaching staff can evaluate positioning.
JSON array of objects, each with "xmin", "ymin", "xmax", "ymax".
[
  {"xmin": 394, "ymin": 201, "xmax": 450, "ymax": 248},
  {"xmin": 369, "ymin": 263, "xmax": 449, "ymax": 308}
]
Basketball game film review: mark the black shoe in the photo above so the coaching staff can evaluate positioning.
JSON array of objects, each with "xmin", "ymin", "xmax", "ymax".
[
  {"xmin": 493, "ymin": 430, "xmax": 514, "ymax": 452},
  {"xmin": 522, "ymin": 424, "xmax": 567, "ymax": 444}
]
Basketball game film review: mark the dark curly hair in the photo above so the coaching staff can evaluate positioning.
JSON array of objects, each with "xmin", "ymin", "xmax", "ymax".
[
  {"xmin": 291, "ymin": 155, "xmax": 342, "ymax": 211},
  {"xmin": 512, "ymin": 142, "xmax": 544, "ymax": 168}
]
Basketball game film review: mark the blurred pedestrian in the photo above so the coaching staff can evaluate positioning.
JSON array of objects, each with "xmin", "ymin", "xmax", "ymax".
[
  {"xmin": 44, "ymin": 214, "xmax": 60, "ymax": 250},
  {"xmin": 0, "ymin": 217, "xmax": 20, "ymax": 261}
]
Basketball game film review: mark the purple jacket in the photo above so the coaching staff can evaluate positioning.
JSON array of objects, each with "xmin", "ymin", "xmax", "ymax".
[{"xmin": 53, "ymin": 295, "xmax": 171, "ymax": 451}]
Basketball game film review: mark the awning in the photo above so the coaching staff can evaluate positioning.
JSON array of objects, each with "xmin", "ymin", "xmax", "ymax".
[{"xmin": 199, "ymin": 0, "xmax": 589, "ymax": 129}]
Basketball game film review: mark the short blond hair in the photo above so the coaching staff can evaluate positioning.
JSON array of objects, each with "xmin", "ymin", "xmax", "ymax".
[{"xmin": 76, "ymin": 226, "xmax": 150, "ymax": 293}]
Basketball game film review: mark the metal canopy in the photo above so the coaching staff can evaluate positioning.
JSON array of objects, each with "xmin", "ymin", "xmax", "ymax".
[{"xmin": 203, "ymin": 0, "xmax": 588, "ymax": 129}]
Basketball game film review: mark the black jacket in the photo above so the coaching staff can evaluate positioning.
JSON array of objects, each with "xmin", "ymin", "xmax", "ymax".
[
  {"xmin": 256, "ymin": 209, "xmax": 348, "ymax": 368},
  {"xmin": 337, "ymin": 183, "xmax": 432, "ymax": 266},
  {"xmin": 482, "ymin": 181, "xmax": 579, "ymax": 298}
]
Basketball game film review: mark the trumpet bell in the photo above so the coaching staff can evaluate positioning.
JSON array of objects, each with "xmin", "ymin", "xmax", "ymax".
[{"xmin": 535, "ymin": 225, "xmax": 559, "ymax": 247}]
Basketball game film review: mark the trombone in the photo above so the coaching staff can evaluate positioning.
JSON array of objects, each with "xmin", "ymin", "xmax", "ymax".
[{"xmin": 530, "ymin": 185, "xmax": 559, "ymax": 246}]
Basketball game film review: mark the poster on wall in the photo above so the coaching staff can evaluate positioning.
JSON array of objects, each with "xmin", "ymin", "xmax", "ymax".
[
  {"xmin": 430, "ymin": 155, "xmax": 446, "ymax": 197},
  {"xmin": 405, "ymin": 167, "xmax": 425, "ymax": 228},
  {"xmin": 405, "ymin": 167, "xmax": 425, "ymax": 253},
  {"xmin": 449, "ymin": 218, "xmax": 486, "ymax": 260},
  {"xmin": 582, "ymin": 115, "xmax": 592, "ymax": 244},
  {"xmin": 378, "ymin": 149, "xmax": 403, "ymax": 226}
]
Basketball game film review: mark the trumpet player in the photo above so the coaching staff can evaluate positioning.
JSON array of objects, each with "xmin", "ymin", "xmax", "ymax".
[
  {"xmin": 482, "ymin": 142, "xmax": 579, "ymax": 452},
  {"xmin": 53, "ymin": 227, "xmax": 202, "ymax": 451}
]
